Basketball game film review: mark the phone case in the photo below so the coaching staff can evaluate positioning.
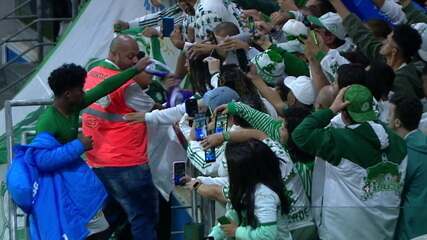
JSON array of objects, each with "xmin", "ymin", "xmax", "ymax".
[
  {"xmin": 173, "ymin": 161, "xmax": 186, "ymax": 186},
  {"xmin": 162, "ymin": 17, "xmax": 175, "ymax": 37}
]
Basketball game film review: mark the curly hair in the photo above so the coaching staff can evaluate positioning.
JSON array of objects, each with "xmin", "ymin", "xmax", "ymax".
[{"xmin": 48, "ymin": 63, "xmax": 87, "ymax": 97}]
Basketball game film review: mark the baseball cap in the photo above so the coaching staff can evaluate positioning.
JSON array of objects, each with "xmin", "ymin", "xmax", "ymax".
[
  {"xmin": 282, "ymin": 19, "xmax": 309, "ymax": 39},
  {"xmin": 202, "ymin": 86, "xmax": 240, "ymax": 110},
  {"xmin": 412, "ymin": 23, "xmax": 427, "ymax": 62},
  {"xmin": 251, "ymin": 49, "xmax": 286, "ymax": 86},
  {"xmin": 344, "ymin": 84, "xmax": 377, "ymax": 123},
  {"xmin": 307, "ymin": 12, "xmax": 347, "ymax": 40},
  {"xmin": 284, "ymin": 76, "xmax": 315, "ymax": 105}
]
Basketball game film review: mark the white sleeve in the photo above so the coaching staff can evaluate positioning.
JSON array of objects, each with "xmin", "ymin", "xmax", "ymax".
[
  {"xmin": 124, "ymin": 84, "xmax": 155, "ymax": 112},
  {"xmin": 380, "ymin": 0, "xmax": 407, "ymax": 25},
  {"xmin": 129, "ymin": 12, "xmax": 160, "ymax": 28},
  {"xmin": 254, "ymin": 185, "xmax": 280, "ymax": 224},
  {"xmin": 145, "ymin": 103, "xmax": 186, "ymax": 125},
  {"xmin": 196, "ymin": 176, "xmax": 229, "ymax": 186}
]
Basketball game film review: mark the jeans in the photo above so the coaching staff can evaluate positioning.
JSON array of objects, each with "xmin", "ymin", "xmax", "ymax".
[{"xmin": 94, "ymin": 164, "xmax": 158, "ymax": 240}]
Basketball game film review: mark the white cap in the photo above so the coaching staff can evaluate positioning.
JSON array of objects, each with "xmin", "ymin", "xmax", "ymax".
[
  {"xmin": 284, "ymin": 76, "xmax": 315, "ymax": 105},
  {"xmin": 320, "ymin": 49, "xmax": 350, "ymax": 83},
  {"xmin": 308, "ymin": 12, "xmax": 347, "ymax": 40},
  {"xmin": 411, "ymin": 23, "xmax": 427, "ymax": 62},
  {"xmin": 282, "ymin": 19, "xmax": 309, "ymax": 38},
  {"xmin": 277, "ymin": 40, "xmax": 305, "ymax": 54}
]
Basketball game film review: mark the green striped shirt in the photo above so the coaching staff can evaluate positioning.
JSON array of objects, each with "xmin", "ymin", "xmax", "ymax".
[{"xmin": 227, "ymin": 101, "xmax": 283, "ymax": 142}]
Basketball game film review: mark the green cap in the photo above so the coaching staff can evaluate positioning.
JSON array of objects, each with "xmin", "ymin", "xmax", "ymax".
[
  {"xmin": 344, "ymin": 84, "xmax": 377, "ymax": 123},
  {"xmin": 307, "ymin": 15, "xmax": 325, "ymax": 29}
]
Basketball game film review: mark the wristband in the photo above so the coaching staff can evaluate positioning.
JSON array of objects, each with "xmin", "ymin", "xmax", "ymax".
[{"xmin": 222, "ymin": 131, "xmax": 231, "ymax": 142}]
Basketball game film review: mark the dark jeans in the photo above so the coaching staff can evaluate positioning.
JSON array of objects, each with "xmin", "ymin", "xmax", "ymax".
[{"xmin": 94, "ymin": 165, "xmax": 158, "ymax": 240}]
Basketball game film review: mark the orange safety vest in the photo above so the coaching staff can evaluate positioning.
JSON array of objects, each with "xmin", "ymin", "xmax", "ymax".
[{"xmin": 82, "ymin": 65, "xmax": 149, "ymax": 167}]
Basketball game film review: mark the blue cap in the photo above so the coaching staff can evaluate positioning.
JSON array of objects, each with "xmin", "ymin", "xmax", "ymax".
[{"xmin": 202, "ymin": 87, "xmax": 240, "ymax": 110}]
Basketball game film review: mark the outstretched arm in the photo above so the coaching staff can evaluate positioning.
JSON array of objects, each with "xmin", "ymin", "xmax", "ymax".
[{"xmin": 81, "ymin": 57, "xmax": 152, "ymax": 109}]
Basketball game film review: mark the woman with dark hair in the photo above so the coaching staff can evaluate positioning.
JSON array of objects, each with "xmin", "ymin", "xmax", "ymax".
[
  {"xmin": 188, "ymin": 57, "xmax": 213, "ymax": 94},
  {"xmin": 209, "ymin": 139, "xmax": 289, "ymax": 239},
  {"xmin": 219, "ymin": 64, "xmax": 269, "ymax": 114}
]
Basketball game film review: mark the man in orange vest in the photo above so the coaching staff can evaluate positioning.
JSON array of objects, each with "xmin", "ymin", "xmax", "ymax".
[{"xmin": 82, "ymin": 35, "xmax": 158, "ymax": 240}]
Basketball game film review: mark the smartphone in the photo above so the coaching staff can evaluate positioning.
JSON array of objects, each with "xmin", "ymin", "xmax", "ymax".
[
  {"xmin": 162, "ymin": 17, "xmax": 175, "ymax": 37},
  {"xmin": 206, "ymin": 29, "xmax": 218, "ymax": 45},
  {"xmin": 194, "ymin": 113, "xmax": 207, "ymax": 141},
  {"xmin": 214, "ymin": 113, "xmax": 228, "ymax": 133},
  {"xmin": 205, "ymin": 147, "xmax": 216, "ymax": 163},
  {"xmin": 173, "ymin": 161, "xmax": 186, "ymax": 186},
  {"xmin": 217, "ymin": 216, "xmax": 231, "ymax": 225},
  {"xmin": 185, "ymin": 98, "xmax": 198, "ymax": 118}
]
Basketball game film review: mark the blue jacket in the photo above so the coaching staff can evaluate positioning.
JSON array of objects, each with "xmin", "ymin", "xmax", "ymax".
[{"xmin": 7, "ymin": 132, "xmax": 107, "ymax": 240}]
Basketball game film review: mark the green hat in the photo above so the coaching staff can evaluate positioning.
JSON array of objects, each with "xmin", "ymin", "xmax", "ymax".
[
  {"xmin": 344, "ymin": 84, "xmax": 377, "ymax": 123},
  {"xmin": 250, "ymin": 49, "xmax": 285, "ymax": 86}
]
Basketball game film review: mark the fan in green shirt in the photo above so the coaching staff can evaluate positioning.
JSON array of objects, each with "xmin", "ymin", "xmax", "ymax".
[{"xmin": 36, "ymin": 58, "xmax": 151, "ymax": 144}]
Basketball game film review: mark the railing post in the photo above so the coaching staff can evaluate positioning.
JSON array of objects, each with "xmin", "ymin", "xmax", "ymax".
[
  {"xmin": 36, "ymin": 0, "xmax": 43, "ymax": 62},
  {"xmin": 71, "ymin": 0, "xmax": 79, "ymax": 18},
  {"xmin": 5, "ymin": 101, "xmax": 17, "ymax": 240}
]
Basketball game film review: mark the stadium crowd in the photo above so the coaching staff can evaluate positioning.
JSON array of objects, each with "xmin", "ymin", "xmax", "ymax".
[{"xmin": 6, "ymin": 0, "xmax": 427, "ymax": 239}]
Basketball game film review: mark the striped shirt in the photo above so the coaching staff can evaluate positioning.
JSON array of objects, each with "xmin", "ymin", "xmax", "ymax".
[
  {"xmin": 129, "ymin": 4, "xmax": 186, "ymax": 29},
  {"xmin": 227, "ymin": 101, "xmax": 283, "ymax": 142}
]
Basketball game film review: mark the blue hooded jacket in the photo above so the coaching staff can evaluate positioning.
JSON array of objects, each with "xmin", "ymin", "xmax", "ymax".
[{"xmin": 7, "ymin": 132, "xmax": 107, "ymax": 240}]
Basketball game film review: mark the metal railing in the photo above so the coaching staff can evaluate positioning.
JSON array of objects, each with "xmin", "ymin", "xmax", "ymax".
[
  {"xmin": 4, "ymin": 99, "xmax": 211, "ymax": 239},
  {"xmin": 0, "ymin": 0, "xmax": 76, "ymax": 94},
  {"xmin": 4, "ymin": 99, "xmax": 53, "ymax": 240}
]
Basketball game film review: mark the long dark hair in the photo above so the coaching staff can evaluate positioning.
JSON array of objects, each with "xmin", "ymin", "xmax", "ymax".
[
  {"xmin": 219, "ymin": 64, "xmax": 267, "ymax": 113},
  {"xmin": 225, "ymin": 139, "xmax": 290, "ymax": 228},
  {"xmin": 188, "ymin": 57, "xmax": 212, "ymax": 94}
]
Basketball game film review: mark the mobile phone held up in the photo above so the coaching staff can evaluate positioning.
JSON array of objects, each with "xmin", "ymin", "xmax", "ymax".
[
  {"xmin": 185, "ymin": 98, "xmax": 198, "ymax": 118},
  {"xmin": 162, "ymin": 17, "xmax": 175, "ymax": 37},
  {"xmin": 194, "ymin": 113, "xmax": 207, "ymax": 141},
  {"xmin": 173, "ymin": 161, "xmax": 186, "ymax": 186},
  {"xmin": 214, "ymin": 113, "xmax": 228, "ymax": 133}
]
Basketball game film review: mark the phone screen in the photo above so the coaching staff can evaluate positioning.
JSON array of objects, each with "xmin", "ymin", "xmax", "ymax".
[
  {"xmin": 215, "ymin": 113, "xmax": 228, "ymax": 133},
  {"xmin": 194, "ymin": 113, "xmax": 207, "ymax": 141},
  {"xmin": 173, "ymin": 162, "xmax": 186, "ymax": 185}
]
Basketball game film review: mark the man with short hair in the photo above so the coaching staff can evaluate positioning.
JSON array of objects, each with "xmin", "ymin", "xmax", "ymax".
[
  {"xmin": 389, "ymin": 96, "xmax": 427, "ymax": 240},
  {"xmin": 307, "ymin": 12, "xmax": 356, "ymax": 53},
  {"xmin": 292, "ymin": 85, "xmax": 407, "ymax": 239},
  {"xmin": 82, "ymin": 35, "xmax": 158, "ymax": 240},
  {"xmin": 330, "ymin": 0, "xmax": 423, "ymax": 101},
  {"xmin": 32, "ymin": 57, "xmax": 150, "ymax": 239}
]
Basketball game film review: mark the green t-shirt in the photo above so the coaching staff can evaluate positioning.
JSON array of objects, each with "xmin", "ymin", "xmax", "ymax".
[{"xmin": 36, "ymin": 67, "xmax": 138, "ymax": 143}]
